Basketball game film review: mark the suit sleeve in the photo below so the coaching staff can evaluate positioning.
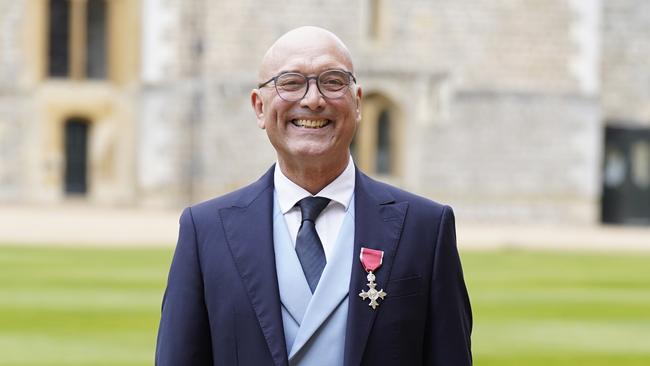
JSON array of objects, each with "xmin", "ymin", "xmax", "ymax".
[
  {"xmin": 156, "ymin": 207, "xmax": 213, "ymax": 365},
  {"xmin": 424, "ymin": 206, "xmax": 473, "ymax": 365}
]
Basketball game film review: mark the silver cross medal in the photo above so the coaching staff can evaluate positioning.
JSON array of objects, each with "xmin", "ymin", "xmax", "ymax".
[{"xmin": 359, "ymin": 271, "xmax": 387, "ymax": 309}]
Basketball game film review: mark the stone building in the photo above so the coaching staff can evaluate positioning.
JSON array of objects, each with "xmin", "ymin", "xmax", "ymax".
[{"xmin": 0, "ymin": 0, "xmax": 648, "ymax": 225}]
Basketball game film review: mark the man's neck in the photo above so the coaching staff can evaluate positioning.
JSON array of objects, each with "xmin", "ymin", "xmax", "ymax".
[{"xmin": 278, "ymin": 156, "xmax": 349, "ymax": 195}]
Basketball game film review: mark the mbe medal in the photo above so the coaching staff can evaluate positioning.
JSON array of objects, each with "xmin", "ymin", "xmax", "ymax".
[{"xmin": 358, "ymin": 247, "xmax": 387, "ymax": 310}]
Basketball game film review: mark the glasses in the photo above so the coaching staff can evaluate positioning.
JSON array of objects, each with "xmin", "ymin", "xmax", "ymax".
[{"xmin": 258, "ymin": 69, "xmax": 357, "ymax": 102}]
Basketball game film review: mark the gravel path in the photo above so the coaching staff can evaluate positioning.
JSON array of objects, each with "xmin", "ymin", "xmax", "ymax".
[{"xmin": 1, "ymin": 204, "xmax": 649, "ymax": 251}]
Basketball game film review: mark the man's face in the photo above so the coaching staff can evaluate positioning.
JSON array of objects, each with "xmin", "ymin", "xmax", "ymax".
[{"xmin": 252, "ymin": 33, "xmax": 362, "ymax": 170}]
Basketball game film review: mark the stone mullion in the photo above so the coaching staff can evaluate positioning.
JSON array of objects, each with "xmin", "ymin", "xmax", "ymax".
[{"xmin": 69, "ymin": 0, "xmax": 88, "ymax": 79}]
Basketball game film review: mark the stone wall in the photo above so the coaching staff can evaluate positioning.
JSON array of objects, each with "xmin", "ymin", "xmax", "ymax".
[
  {"xmin": 0, "ymin": 1, "xmax": 27, "ymax": 201},
  {"xmin": 0, "ymin": 0, "xmax": 25, "ymax": 89},
  {"xmin": 187, "ymin": 0, "xmax": 602, "ymax": 223},
  {"xmin": 602, "ymin": 0, "xmax": 650, "ymax": 125},
  {"xmin": 138, "ymin": 0, "xmax": 203, "ymax": 206},
  {"xmin": 2, "ymin": 0, "xmax": 644, "ymax": 225},
  {"xmin": 418, "ymin": 91, "xmax": 601, "ymax": 224},
  {"xmin": 0, "ymin": 97, "xmax": 27, "ymax": 201}
]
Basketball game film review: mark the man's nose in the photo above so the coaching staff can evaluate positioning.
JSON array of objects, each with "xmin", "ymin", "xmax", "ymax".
[{"xmin": 300, "ymin": 79, "xmax": 326, "ymax": 109}]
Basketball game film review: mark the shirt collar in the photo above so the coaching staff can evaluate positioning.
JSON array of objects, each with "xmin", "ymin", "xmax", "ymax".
[{"xmin": 274, "ymin": 157, "xmax": 356, "ymax": 214}]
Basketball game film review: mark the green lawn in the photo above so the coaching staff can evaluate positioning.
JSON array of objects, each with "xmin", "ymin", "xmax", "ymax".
[
  {"xmin": 0, "ymin": 245, "xmax": 649, "ymax": 365},
  {"xmin": 464, "ymin": 249, "xmax": 650, "ymax": 366},
  {"xmin": 0, "ymin": 246, "xmax": 171, "ymax": 366}
]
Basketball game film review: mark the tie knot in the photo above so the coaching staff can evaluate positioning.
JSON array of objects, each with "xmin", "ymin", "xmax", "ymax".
[{"xmin": 298, "ymin": 196, "xmax": 331, "ymax": 222}]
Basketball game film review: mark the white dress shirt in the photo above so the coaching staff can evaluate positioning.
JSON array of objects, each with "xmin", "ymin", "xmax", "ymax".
[{"xmin": 274, "ymin": 158, "xmax": 355, "ymax": 261}]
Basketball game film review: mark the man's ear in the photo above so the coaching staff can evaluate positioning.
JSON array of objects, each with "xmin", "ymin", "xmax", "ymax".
[
  {"xmin": 251, "ymin": 89, "xmax": 266, "ymax": 129},
  {"xmin": 354, "ymin": 86, "xmax": 363, "ymax": 123}
]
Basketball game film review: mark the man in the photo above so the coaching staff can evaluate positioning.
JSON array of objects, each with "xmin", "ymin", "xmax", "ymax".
[{"xmin": 156, "ymin": 26, "xmax": 472, "ymax": 366}]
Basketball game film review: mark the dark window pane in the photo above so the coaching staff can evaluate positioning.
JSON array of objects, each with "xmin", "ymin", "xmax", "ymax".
[
  {"xmin": 376, "ymin": 109, "xmax": 391, "ymax": 174},
  {"xmin": 86, "ymin": 0, "xmax": 107, "ymax": 79},
  {"xmin": 65, "ymin": 118, "xmax": 90, "ymax": 195},
  {"xmin": 48, "ymin": 0, "xmax": 70, "ymax": 77}
]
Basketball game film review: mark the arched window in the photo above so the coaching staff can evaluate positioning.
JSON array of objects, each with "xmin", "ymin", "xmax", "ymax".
[{"xmin": 353, "ymin": 93, "xmax": 401, "ymax": 177}]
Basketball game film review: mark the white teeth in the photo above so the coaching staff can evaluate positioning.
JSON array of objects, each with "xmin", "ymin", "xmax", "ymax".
[{"xmin": 293, "ymin": 119, "xmax": 329, "ymax": 128}]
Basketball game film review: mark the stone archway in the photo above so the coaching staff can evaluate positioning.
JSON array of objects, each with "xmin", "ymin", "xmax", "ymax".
[{"xmin": 353, "ymin": 92, "xmax": 403, "ymax": 178}]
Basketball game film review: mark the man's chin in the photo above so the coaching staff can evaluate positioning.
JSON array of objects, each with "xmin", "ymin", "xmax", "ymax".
[{"xmin": 282, "ymin": 146, "xmax": 338, "ymax": 164}]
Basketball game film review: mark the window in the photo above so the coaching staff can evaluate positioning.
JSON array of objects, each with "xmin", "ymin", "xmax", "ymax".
[
  {"xmin": 48, "ymin": 0, "xmax": 70, "ymax": 77},
  {"xmin": 631, "ymin": 141, "xmax": 650, "ymax": 189},
  {"xmin": 375, "ymin": 109, "xmax": 391, "ymax": 174},
  {"xmin": 47, "ymin": 0, "xmax": 108, "ymax": 79},
  {"xmin": 604, "ymin": 147, "xmax": 626, "ymax": 188},
  {"xmin": 86, "ymin": 0, "xmax": 107, "ymax": 78}
]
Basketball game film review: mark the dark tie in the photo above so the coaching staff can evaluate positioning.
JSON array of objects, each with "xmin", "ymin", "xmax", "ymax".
[{"xmin": 295, "ymin": 196, "xmax": 331, "ymax": 293}]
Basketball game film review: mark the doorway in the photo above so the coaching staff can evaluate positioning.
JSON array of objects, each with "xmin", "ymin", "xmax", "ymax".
[
  {"xmin": 602, "ymin": 125, "xmax": 650, "ymax": 224},
  {"xmin": 64, "ymin": 117, "xmax": 90, "ymax": 195}
]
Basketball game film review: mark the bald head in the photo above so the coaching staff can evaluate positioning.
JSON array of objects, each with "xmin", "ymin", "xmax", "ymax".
[{"xmin": 258, "ymin": 26, "xmax": 354, "ymax": 82}]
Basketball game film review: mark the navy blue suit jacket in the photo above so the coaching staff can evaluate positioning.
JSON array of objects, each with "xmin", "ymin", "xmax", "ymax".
[{"xmin": 156, "ymin": 166, "xmax": 472, "ymax": 365}]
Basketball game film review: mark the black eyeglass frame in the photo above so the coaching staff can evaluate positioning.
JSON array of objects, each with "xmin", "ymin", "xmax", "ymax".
[{"xmin": 257, "ymin": 69, "xmax": 357, "ymax": 101}]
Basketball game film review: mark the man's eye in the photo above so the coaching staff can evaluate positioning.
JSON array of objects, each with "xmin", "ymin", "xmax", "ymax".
[
  {"xmin": 322, "ymin": 79, "xmax": 345, "ymax": 85},
  {"xmin": 320, "ymin": 78, "xmax": 346, "ymax": 90},
  {"xmin": 278, "ymin": 78, "xmax": 304, "ymax": 88}
]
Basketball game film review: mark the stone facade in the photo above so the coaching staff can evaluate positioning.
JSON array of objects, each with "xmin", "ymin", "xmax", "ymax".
[
  {"xmin": 0, "ymin": 0, "xmax": 646, "ymax": 225},
  {"xmin": 602, "ymin": 0, "xmax": 650, "ymax": 126},
  {"xmin": 0, "ymin": 1, "xmax": 26, "ymax": 201},
  {"xmin": 186, "ymin": 0, "xmax": 604, "ymax": 224}
]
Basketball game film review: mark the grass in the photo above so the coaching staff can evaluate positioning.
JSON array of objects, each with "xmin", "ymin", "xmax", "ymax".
[
  {"xmin": 0, "ymin": 246, "xmax": 172, "ymax": 366},
  {"xmin": 0, "ymin": 245, "xmax": 649, "ymax": 365},
  {"xmin": 463, "ymin": 249, "xmax": 650, "ymax": 366}
]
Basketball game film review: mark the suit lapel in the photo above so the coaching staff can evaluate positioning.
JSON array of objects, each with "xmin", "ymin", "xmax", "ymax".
[
  {"xmin": 344, "ymin": 171, "xmax": 408, "ymax": 366},
  {"xmin": 273, "ymin": 199, "xmax": 312, "ymax": 329},
  {"xmin": 219, "ymin": 167, "xmax": 289, "ymax": 366}
]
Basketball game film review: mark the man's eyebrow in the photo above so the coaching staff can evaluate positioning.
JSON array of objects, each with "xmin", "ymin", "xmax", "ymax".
[
  {"xmin": 273, "ymin": 68, "xmax": 351, "ymax": 76},
  {"xmin": 274, "ymin": 69, "xmax": 302, "ymax": 75}
]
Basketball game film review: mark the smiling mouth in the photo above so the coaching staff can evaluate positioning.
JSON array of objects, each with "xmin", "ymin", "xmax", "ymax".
[{"xmin": 291, "ymin": 119, "xmax": 331, "ymax": 129}]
